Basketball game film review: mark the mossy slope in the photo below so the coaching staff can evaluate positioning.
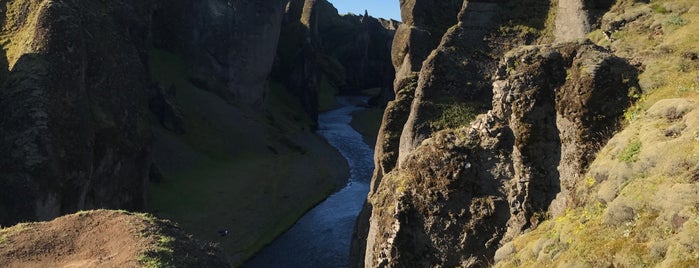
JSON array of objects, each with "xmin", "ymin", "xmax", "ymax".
[
  {"xmin": 495, "ymin": 0, "xmax": 699, "ymax": 266},
  {"xmin": 148, "ymin": 50, "xmax": 349, "ymax": 266}
]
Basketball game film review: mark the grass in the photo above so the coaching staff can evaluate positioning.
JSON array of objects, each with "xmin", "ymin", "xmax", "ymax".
[
  {"xmin": 429, "ymin": 102, "xmax": 478, "ymax": 131},
  {"xmin": 147, "ymin": 49, "xmax": 347, "ymax": 266},
  {"xmin": 318, "ymin": 75, "xmax": 339, "ymax": 111},
  {"xmin": 665, "ymin": 15, "xmax": 688, "ymax": 26},
  {"xmin": 495, "ymin": 1, "xmax": 699, "ymax": 265},
  {"xmin": 138, "ymin": 235, "xmax": 177, "ymax": 268},
  {"xmin": 0, "ymin": 0, "xmax": 45, "ymax": 67},
  {"xmin": 619, "ymin": 138, "xmax": 642, "ymax": 163},
  {"xmin": 0, "ymin": 223, "xmax": 30, "ymax": 245}
]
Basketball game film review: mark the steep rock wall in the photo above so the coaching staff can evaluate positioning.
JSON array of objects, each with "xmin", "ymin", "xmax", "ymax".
[
  {"xmin": 152, "ymin": 0, "xmax": 286, "ymax": 108},
  {"xmin": 350, "ymin": 1, "xmax": 461, "ymax": 265},
  {"xmin": 0, "ymin": 0, "xmax": 153, "ymax": 225},
  {"xmin": 364, "ymin": 41, "xmax": 638, "ymax": 267},
  {"xmin": 274, "ymin": 0, "xmax": 397, "ymax": 122}
]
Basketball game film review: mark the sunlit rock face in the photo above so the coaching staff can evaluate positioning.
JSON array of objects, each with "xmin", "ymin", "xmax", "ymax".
[{"xmin": 365, "ymin": 41, "xmax": 638, "ymax": 268}]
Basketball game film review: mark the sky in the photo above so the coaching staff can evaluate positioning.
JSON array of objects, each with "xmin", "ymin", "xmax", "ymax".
[{"xmin": 327, "ymin": 0, "xmax": 401, "ymax": 21}]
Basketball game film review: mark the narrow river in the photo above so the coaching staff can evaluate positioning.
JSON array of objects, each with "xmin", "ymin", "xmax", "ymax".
[{"xmin": 245, "ymin": 96, "xmax": 374, "ymax": 267}]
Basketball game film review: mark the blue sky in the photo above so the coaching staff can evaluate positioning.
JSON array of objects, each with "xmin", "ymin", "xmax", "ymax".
[{"xmin": 327, "ymin": 0, "xmax": 401, "ymax": 21}]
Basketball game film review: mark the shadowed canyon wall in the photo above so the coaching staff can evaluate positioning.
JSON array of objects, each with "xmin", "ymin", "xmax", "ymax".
[
  {"xmin": 0, "ymin": 0, "xmax": 394, "ymax": 224},
  {"xmin": 0, "ymin": 0, "xmax": 155, "ymax": 225}
]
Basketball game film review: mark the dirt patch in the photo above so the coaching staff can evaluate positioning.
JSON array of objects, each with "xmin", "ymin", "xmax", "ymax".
[{"xmin": 0, "ymin": 210, "xmax": 229, "ymax": 268}]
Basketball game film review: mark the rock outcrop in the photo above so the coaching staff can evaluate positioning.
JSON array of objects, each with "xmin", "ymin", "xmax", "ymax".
[
  {"xmin": 0, "ymin": 0, "xmax": 154, "ymax": 226},
  {"xmin": 354, "ymin": 0, "xmax": 554, "ymax": 265},
  {"xmin": 364, "ymin": 41, "xmax": 638, "ymax": 267},
  {"xmin": 350, "ymin": 1, "xmax": 462, "ymax": 264},
  {"xmin": 496, "ymin": 97, "xmax": 699, "ymax": 267}
]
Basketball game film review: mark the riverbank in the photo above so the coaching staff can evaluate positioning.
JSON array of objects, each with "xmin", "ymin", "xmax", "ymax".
[
  {"xmin": 147, "ymin": 50, "xmax": 349, "ymax": 266},
  {"xmin": 244, "ymin": 96, "xmax": 375, "ymax": 267}
]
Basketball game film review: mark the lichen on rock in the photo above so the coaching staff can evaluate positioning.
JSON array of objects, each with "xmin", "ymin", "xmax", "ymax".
[{"xmin": 363, "ymin": 41, "xmax": 639, "ymax": 267}]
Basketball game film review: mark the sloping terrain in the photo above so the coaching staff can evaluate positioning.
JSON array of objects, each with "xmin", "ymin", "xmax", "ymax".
[
  {"xmin": 495, "ymin": 0, "xmax": 699, "ymax": 266},
  {"xmin": 147, "ymin": 49, "xmax": 349, "ymax": 265},
  {"xmin": 0, "ymin": 210, "xmax": 229, "ymax": 267}
]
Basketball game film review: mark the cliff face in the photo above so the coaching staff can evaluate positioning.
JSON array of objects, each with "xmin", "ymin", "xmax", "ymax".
[
  {"xmin": 495, "ymin": 0, "xmax": 699, "ymax": 265},
  {"xmin": 274, "ymin": 0, "xmax": 398, "ymax": 121},
  {"xmin": 0, "ymin": 0, "xmax": 385, "ymax": 264},
  {"xmin": 358, "ymin": 0, "xmax": 699, "ymax": 266},
  {"xmin": 152, "ymin": 0, "xmax": 286, "ymax": 108},
  {"xmin": 365, "ymin": 42, "xmax": 638, "ymax": 266},
  {"xmin": 0, "ymin": 0, "xmax": 153, "ymax": 225},
  {"xmin": 350, "ymin": 1, "xmax": 462, "ymax": 263}
]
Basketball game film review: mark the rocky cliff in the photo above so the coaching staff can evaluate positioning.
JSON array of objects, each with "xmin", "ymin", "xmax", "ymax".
[
  {"xmin": 0, "ymin": 0, "xmax": 290, "ymax": 227},
  {"xmin": 352, "ymin": 0, "xmax": 699, "ymax": 266},
  {"xmin": 0, "ymin": 0, "xmax": 358, "ymax": 265},
  {"xmin": 364, "ymin": 41, "xmax": 638, "ymax": 266},
  {"xmin": 0, "ymin": 0, "xmax": 153, "ymax": 226},
  {"xmin": 152, "ymin": 0, "xmax": 286, "ymax": 108},
  {"xmin": 274, "ymin": 0, "xmax": 398, "ymax": 122}
]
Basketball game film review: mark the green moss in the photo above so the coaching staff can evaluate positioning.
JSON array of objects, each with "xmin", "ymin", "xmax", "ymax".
[
  {"xmin": 267, "ymin": 80, "xmax": 314, "ymax": 131},
  {"xmin": 148, "ymin": 49, "xmax": 344, "ymax": 265},
  {"xmin": 429, "ymin": 102, "xmax": 478, "ymax": 131},
  {"xmin": 350, "ymin": 107, "xmax": 384, "ymax": 147},
  {"xmin": 619, "ymin": 138, "xmax": 642, "ymax": 163},
  {"xmin": 497, "ymin": 0, "xmax": 553, "ymax": 42}
]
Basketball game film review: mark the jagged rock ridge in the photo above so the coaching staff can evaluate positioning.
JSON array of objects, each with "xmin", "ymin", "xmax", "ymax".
[
  {"xmin": 354, "ymin": 0, "xmax": 646, "ymax": 267},
  {"xmin": 365, "ymin": 41, "xmax": 638, "ymax": 267}
]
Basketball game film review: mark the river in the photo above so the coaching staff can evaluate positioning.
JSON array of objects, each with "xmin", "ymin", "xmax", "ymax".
[{"xmin": 244, "ymin": 96, "xmax": 374, "ymax": 267}]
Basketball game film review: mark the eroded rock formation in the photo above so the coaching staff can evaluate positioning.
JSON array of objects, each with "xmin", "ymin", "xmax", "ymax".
[
  {"xmin": 355, "ymin": 0, "xmax": 642, "ymax": 266},
  {"xmin": 364, "ymin": 41, "xmax": 638, "ymax": 267}
]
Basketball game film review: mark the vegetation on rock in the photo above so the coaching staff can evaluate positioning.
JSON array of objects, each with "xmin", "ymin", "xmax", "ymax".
[{"xmin": 358, "ymin": 0, "xmax": 698, "ymax": 267}]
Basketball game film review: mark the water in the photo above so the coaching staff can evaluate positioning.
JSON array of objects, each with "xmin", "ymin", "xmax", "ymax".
[{"xmin": 245, "ymin": 96, "xmax": 374, "ymax": 268}]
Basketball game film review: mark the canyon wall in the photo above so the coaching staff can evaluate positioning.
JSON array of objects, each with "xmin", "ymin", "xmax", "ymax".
[
  {"xmin": 274, "ymin": 0, "xmax": 398, "ymax": 123},
  {"xmin": 0, "ymin": 1, "xmax": 396, "ymax": 264},
  {"xmin": 355, "ymin": 0, "xmax": 642, "ymax": 266},
  {"xmin": 0, "ymin": 0, "xmax": 154, "ymax": 225},
  {"xmin": 0, "ymin": 0, "xmax": 289, "ymax": 225},
  {"xmin": 152, "ymin": 0, "xmax": 286, "ymax": 108}
]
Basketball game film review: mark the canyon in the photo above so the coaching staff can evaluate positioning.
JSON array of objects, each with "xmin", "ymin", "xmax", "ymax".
[{"xmin": 1, "ymin": 0, "xmax": 699, "ymax": 267}]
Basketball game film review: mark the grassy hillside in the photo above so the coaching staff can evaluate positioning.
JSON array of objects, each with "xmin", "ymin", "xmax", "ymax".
[
  {"xmin": 147, "ymin": 50, "xmax": 349, "ymax": 266},
  {"xmin": 495, "ymin": 0, "xmax": 699, "ymax": 266}
]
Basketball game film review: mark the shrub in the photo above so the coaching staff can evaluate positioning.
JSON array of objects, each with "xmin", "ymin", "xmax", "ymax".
[
  {"xmin": 619, "ymin": 138, "xmax": 642, "ymax": 163},
  {"xmin": 650, "ymin": 3, "xmax": 668, "ymax": 14},
  {"xmin": 665, "ymin": 15, "xmax": 688, "ymax": 26}
]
